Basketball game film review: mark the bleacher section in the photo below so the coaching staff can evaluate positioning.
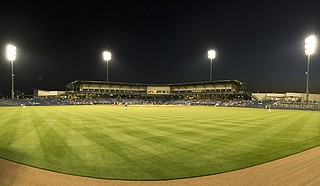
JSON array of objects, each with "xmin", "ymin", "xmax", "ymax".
[
  {"xmin": 0, "ymin": 99, "xmax": 21, "ymax": 106},
  {"xmin": 1, "ymin": 98, "xmax": 318, "ymax": 111}
]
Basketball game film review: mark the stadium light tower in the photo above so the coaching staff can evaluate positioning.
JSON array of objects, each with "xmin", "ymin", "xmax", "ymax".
[
  {"xmin": 304, "ymin": 35, "xmax": 316, "ymax": 102},
  {"xmin": 6, "ymin": 44, "xmax": 17, "ymax": 99},
  {"xmin": 208, "ymin": 50, "xmax": 216, "ymax": 81},
  {"xmin": 102, "ymin": 51, "xmax": 111, "ymax": 82}
]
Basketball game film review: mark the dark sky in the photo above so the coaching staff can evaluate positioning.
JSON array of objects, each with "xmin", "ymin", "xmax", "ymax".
[{"xmin": 1, "ymin": 0, "xmax": 320, "ymax": 96}]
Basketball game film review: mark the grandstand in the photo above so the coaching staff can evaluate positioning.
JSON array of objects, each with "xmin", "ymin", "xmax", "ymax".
[
  {"xmin": 65, "ymin": 79, "xmax": 251, "ymax": 100},
  {"xmin": 2, "ymin": 79, "xmax": 319, "ymax": 110},
  {"xmin": 253, "ymin": 92, "xmax": 320, "ymax": 102}
]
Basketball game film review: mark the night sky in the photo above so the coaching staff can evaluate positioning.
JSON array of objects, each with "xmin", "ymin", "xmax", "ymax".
[{"xmin": 1, "ymin": 0, "xmax": 320, "ymax": 97}]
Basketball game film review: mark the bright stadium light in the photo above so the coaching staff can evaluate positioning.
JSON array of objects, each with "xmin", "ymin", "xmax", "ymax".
[
  {"xmin": 305, "ymin": 35, "xmax": 316, "ymax": 55},
  {"xmin": 7, "ymin": 45, "xmax": 16, "ymax": 61},
  {"xmin": 103, "ymin": 51, "xmax": 111, "ymax": 61},
  {"xmin": 6, "ymin": 44, "xmax": 17, "ymax": 99},
  {"xmin": 102, "ymin": 51, "xmax": 111, "ymax": 82},
  {"xmin": 208, "ymin": 50, "xmax": 216, "ymax": 60},
  {"xmin": 304, "ymin": 35, "xmax": 317, "ymax": 102},
  {"xmin": 208, "ymin": 49, "xmax": 216, "ymax": 81}
]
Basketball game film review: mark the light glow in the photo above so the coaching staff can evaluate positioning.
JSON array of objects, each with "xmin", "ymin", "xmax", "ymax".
[
  {"xmin": 7, "ymin": 44, "xmax": 16, "ymax": 61},
  {"xmin": 103, "ymin": 51, "xmax": 111, "ymax": 61},
  {"xmin": 208, "ymin": 50, "xmax": 216, "ymax": 60},
  {"xmin": 305, "ymin": 35, "xmax": 316, "ymax": 55}
]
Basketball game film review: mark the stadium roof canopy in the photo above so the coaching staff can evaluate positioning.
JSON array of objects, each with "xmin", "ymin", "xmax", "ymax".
[{"xmin": 65, "ymin": 79, "xmax": 249, "ymax": 88}]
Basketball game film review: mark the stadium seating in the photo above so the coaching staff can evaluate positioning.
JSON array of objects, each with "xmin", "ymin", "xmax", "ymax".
[{"xmin": 0, "ymin": 97, "xmax": 318, "ymax": 111}]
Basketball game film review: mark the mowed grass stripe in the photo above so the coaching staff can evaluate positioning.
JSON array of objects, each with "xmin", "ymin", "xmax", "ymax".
[
  {"xmin": 184, "ymin": 111, "xmax": 319, "ymax": 175},
  {"xmin": 0, "ymin": 108, "xmax": 30, "ymax": 148},
  {"xmin": 0, "ymin": 105, "xmax": 319, "ymax": 180},
  {"xmin": 294, "ymin": 112, "xmax": 320, "ymax": 140},
  {"xmin": 37, "ymin": 106, "xmax": 174, "ymax": 178}
]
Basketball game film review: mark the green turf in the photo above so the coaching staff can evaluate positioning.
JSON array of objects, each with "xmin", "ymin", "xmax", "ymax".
[{"xmin": 0, "ymin": 105, "xmax": 319, "ymax": 180}]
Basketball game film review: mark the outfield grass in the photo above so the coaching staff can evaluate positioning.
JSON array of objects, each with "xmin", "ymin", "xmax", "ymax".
[{"xmin": 0, "ymin": 105, "xmax": 319, "ymax": 180}]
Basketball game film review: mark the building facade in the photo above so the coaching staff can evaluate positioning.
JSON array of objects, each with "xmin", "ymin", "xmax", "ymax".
[
  {"xmin": 65, "ymin": 80, "xmax": 251, "ymax": 100},
  {"xmin": 252, "ymin": 92, "xmax": 320, "ymax": 102}
]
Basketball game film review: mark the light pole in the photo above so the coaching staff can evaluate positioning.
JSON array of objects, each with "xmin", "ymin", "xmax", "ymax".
[
  {"xmin": 304, "ymin": 35, "xmax": 316, "ymax": 102},
  {"xmin": 6, "ymin": 44, "xmax": 17, "ymax": 99},
  {"xmin": 102, "ymin": 51, "xmax": 111, "ymax": 82},
  {"xmin": 208, "ymin": 50, "xmax": 216, "ymax": 81}
]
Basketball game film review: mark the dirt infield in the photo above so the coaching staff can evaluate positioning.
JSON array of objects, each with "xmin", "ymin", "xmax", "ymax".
[{"xmin": 1, "ymin": 146, "xmax": 319, "ymax": 186}]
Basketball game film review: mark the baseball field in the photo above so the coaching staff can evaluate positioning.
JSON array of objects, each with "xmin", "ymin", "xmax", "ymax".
[{"xmin": 0, "ymin": 105, "xmax": 319, "ymax": 180}]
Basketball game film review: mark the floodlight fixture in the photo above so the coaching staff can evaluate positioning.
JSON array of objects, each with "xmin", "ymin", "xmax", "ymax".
[
  {"xmin": 304, "ymin": 35, "xmax": 317, "ymax": 102},
  {"xmin": 102, "ymin": 51, "xmax": 111, "ymax": 82},
  {"xmin": 103, "ymin": 51, "xmax": 111, "ymax": 61},
  {"xmin": 208, "ymin": 50, "xmax": 216, "ymax": 60},
  {"xmin": 7, "ymin": 44, "xmax": 16, "ymax": 61},
  {"xmin": 305, "ymin": 35, "xmax": 316, "ymax": 55}
]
